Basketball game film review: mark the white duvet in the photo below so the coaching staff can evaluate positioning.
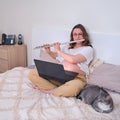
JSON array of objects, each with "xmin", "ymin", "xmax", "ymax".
[{"xmin": 0, "ymin": 67, "xmax": 120, "ymax": 120}]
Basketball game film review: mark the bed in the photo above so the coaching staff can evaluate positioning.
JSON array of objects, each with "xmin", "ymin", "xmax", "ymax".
[{"xmin": 0, "ymin": 29, "xmax": 120, "ymax": 120}]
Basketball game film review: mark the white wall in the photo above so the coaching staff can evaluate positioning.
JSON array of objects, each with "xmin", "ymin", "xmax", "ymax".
[{"xmin": 0, "ymin": 0, "xmax": 120, "ymax": 65}]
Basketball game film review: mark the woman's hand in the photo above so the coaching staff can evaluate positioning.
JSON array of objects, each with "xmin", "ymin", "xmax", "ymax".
[
  {"xmin": 43, "ymin": 43, "xmax": 58, "ymax": 59},
  {"xmin": 53, "ymin": 42, "xmax": 61, "ymax": 53},
  {"xmin": 43, "ymin": 44, "xmax": 51, "ymax": 53}
]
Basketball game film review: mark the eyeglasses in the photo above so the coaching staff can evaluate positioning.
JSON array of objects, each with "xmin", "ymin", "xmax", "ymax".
[{"xmin": 73, "ymin": 33, "xmax": 83, "ymax": 36}]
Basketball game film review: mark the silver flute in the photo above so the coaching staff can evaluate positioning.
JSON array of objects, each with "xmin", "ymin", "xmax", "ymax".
[{"xmin": 34, "ymin": 39, "xmax": 85, "ymax": 49}]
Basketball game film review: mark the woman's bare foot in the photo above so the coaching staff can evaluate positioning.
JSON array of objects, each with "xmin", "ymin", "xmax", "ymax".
[{"xmin": 40, "ymin": 88, "xmax": 57, "ymax": 94}]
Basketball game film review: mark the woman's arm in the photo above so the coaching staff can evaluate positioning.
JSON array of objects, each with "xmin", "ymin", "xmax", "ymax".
[
  {"xmin": 53, "ymin": 42, "xmax": 86, "ymax": 63},
  {"xmin": 44, "ymin": 44, "xmax": 57, "ymax": 59},
  {"xmin": 49, "ymin": 51, "xmax": 57, "ymax": 59},
  {"xmin": 57, "ymin": 51, "xmax": 86, "ymax": 63}
]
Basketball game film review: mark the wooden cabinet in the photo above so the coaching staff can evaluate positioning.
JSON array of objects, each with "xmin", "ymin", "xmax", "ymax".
[{"xmin": 0, "ymin": 44, "xmax": 27, "ymax": 72}]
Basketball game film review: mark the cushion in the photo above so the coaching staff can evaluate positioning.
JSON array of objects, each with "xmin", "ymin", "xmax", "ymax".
[
  {"xmin": 40, "ymin": 50, "xmax": 59, "ymax": 63},
  {"xmin": 89, "ymin": 58, "xmax": 103, "ymax": 74},
  {"xmin": 87, "ymin": 63, "xmax": 120, "ymax": 93}
]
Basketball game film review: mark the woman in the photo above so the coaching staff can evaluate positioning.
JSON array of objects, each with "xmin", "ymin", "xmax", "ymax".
[{"xmin": 29, "ymin": 24, "xmax": 94, "ymax": 97}]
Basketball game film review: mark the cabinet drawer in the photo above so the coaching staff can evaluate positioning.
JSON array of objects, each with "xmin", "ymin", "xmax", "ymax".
[
  {"xmin": 0, "ymin": 59, "xmax": 8, "ymax": 72},
  {"xmin": 0, "ymin": 49, "xmax": 8, "ymax": 60},
  {"xmin": 0, "ymin": 45, "xmax": 27, "ymax": 72}
]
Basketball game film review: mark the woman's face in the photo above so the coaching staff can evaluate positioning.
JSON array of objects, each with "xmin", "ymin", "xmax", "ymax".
[{"xmin": 72, "ymin": 28, "xmax": 83, "ymax": 40}]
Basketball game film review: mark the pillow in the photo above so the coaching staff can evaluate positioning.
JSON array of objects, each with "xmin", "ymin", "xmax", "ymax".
[
  {"xmin": 87, "ymin": 63, "xmax": 120, "ymax": 93},
  {"xmin": 40, "ymin": 50, "xmax": 59, "ymax": 64},
  {"xmin": 89, "ymin": 58, "xmax": 103, "ymax": 74}
]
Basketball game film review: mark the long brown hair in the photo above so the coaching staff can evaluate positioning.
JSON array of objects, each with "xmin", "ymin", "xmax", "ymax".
[{"xmin": 69, "ymin": 24, "xmax": 92, "ymax": 49}]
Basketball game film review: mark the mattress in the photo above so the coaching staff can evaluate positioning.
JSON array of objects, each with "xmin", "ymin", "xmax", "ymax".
[{"xmin": 0, "ymin": 67, "xmax": 120, "ymax": 120}]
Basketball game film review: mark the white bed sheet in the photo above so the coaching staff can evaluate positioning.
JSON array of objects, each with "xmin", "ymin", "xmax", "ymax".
[{"xmin": 0, "ymin": 67, "xmax": 120, "ymax": 120}]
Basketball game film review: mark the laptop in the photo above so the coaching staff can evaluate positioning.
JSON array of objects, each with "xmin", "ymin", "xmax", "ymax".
[{"xmin": 34, "ymin": 59, "xmax": 78, "ymax": 83}]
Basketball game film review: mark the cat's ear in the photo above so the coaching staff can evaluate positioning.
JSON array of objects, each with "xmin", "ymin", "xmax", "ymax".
[
  {"xmin": 99, "ymin": 89, "xmax": 103, "ymax": 96},
  {"xmin": 99, "ymin": 89, "xmax": 105, "ymax": 98},
  {"xmin": 106, "ymin": 95, "xmax": 111, "ymax": 100}
]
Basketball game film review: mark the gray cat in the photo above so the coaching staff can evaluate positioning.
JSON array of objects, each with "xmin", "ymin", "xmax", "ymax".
[{"xmin": 76, "ymin": 85, "xmax": 114, "ymax": 113}]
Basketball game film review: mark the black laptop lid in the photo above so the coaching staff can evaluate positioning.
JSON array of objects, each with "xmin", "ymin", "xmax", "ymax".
[{"xmin": 34, "ymin": 59, "xmax": 78, "ymax": 83}]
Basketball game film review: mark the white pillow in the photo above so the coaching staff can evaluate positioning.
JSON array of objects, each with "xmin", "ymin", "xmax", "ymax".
[
  {"xmin": 40, "ymin": 50, "xmax": 59, "ymax": 64},
  {"xmin": 89, "ymin": 58, "xmax": 103, "ymax": 74}
]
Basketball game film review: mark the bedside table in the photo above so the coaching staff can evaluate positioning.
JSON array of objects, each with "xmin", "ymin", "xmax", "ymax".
[{"xmin": 0, "ymin": 44, "xmax": 27, "ymax": 72}]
